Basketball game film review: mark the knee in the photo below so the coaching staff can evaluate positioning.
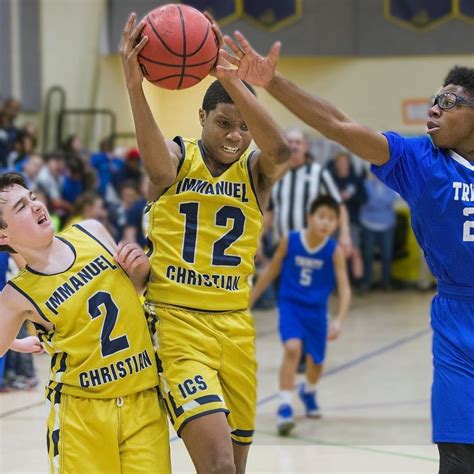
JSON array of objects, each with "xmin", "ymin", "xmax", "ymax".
[
  {"xmin": 284, "ymin": 341, "xmax": 302, "ymax": 360},
  {"xmin": 205, "ymin": 456, "xmax": 236, "ymax": 474}
]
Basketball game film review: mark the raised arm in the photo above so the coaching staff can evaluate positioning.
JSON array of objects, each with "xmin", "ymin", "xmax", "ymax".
[
  {"xmin": 220, "ymin": 32, "xmax": 389, "ymax": 166},
  {"xmin": 250, "ymin": 237, "xmax": 288, "ymax": 307},
  {"xmin": 206, "ymin": 19, "xmax": 289, "ymax": 198},
  {"xmin": 119, "ymin": 13, "xmax": 180, "ymax": 189}
]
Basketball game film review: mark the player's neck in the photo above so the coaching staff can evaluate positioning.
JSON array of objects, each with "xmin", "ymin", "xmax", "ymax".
[
  {"xmin": 201, "ymin": 143, "xmax": 237, "ymax": 177},
  {"xmin": 304, "ymin": 229, "xmax": 326, "ymax": 249},
  {"xmin": 19, "ymin": 237, "xmax": 74, "ymax": 274},
  {"xmin": 452, "ymin": 145, "xmax": 474, "ymax": 162}
]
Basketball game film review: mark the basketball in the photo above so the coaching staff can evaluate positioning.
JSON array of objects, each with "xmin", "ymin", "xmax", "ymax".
[{"xmin": 138, "ymin": 4, "xmax": 219, "ymax": 90}]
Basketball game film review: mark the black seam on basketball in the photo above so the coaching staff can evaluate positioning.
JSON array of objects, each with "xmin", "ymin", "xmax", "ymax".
[
  {"xmin": 146, "ymin": 15, "xmax": 184, "ymax": 57},
  {"xmin": 187, "ymin": 21, "xmax": 210, "ymax": 57},
  {"xmin": 177, "ymin": 5, "xmax": 186, "ymax": 90},
  {"xmin": 151, "ymin": 74, "xmax": 203, "ymax": 84},
  {"xmin": 138, "ymin": 51, "xmax": 218, "ymax": 68}
]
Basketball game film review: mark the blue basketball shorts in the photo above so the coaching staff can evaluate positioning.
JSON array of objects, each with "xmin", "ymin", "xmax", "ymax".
[
  {"xmin": 278, "ymin": 300, "xmax": 328, "ymax": 364},
  {"xmin": 431, "ymin": 294, "xmax": 474, "ymax": 443}
]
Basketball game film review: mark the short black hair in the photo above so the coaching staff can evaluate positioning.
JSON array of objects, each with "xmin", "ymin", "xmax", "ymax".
[
  {"xmin": 309, "ymin": 195, "xmax": 340, "ymax": 216},
  {"xmin": 202, "ymin": 80, "xmax": 256, "ymax": 113},
  {"xmin": 443, "ymin": 66, "xmax": 474, "ymax": 97},
  {"xmin": 0, "ymin": 172, "xmax": 28, "ymax": 252}
]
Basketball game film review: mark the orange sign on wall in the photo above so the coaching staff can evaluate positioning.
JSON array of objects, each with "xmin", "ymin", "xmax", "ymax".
[{"xmin": 402, "ymin": 98, "xmax": 431, "ymax": 125}]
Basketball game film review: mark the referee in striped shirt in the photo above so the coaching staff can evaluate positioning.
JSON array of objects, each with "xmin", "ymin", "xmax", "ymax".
[{"xmin": 268, "ymin": 128, "xmax": 351, "ymax": 252}]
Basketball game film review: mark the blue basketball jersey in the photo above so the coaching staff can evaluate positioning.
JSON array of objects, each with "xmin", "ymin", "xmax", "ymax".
[
  {"xmin": 0, "ymin": 253, "xmax": 9, "ymax": 290},
  {"xmin": 373, "ymin": 132, "xmax": 474, "ymax": 286},
  {"xmin": 278, "ymin": 231, "xmax": 336, "ymax": 307},
  {"xmin": 372, "ymin": 132, "xmax": 474, "ymax": 443}
]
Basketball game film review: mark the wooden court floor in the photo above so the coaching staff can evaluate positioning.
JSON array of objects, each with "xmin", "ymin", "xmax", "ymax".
[{"xmin": 1, "ymin": 289, "xmax": 438, "ymax": 473}]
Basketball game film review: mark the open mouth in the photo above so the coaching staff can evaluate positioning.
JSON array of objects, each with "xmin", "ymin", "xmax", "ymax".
[
  {"xmin": 37, "ymin": 214, "xmax": 48, "ymax": 225},
  {"xmin": 222, "ymin": 145, "xmax": 239, "ymax": 154}
]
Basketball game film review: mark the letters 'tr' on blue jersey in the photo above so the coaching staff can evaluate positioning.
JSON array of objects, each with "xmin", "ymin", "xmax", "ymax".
[
  {"xmin": 372, "ymin": 132, "xmax": 474, "ymax": 287},
  {"xmin": 278, "ymin": 230, "xmax": 336, "ymax": 307}
]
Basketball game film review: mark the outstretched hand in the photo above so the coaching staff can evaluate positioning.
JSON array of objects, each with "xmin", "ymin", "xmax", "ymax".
[
  {"xmin": 119, "ymin": 13, "xmax": 148, "ymax": 90},
  {"xmin": 217, "ymin": 31, "xmax": 281, "ymax": 87}
]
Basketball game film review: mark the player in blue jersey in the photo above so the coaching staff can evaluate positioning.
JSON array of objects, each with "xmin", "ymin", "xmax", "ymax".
[
  {"xmin": 218, "ymin": 38, "xmax": 474, "ymax": 471},
  {"xmin": 251, "ymin": 196, "xmax": 351, "ymax": 435}
]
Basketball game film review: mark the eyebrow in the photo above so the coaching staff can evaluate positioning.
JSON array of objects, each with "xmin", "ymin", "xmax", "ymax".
[{"xmin": 12, "ymin": 192, "xmax": 32, "ymax": 210}]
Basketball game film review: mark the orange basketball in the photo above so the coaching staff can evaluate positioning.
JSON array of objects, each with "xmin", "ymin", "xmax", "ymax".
[{"xmin": 138, "ymin": 4, "xmax": 219, "ymax": 90}]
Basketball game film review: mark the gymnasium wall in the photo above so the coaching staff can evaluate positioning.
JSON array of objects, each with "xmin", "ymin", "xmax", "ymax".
[
  {"xmin": 93, "ymin": 54, "xmax": 473, "ymax": 140},
  {"xmin": 9, "ymin": 1, "xmax": 474, "ymax": 144}
]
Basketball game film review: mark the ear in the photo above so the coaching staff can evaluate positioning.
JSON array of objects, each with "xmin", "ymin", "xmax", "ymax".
[
  {"xmin": 0, "ymin": 230, "xmax": 10, "ymax": 247},
  {"xmin": 198, "ymin": 108, "xmax": 207, "ymax": 127}
]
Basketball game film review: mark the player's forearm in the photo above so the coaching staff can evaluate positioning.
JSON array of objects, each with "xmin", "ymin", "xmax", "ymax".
[
  {"xmin": 220, "ymin": 77, "xmax": 290, "ymax": 164},
  {"xmin": 250, "ymin": 265, "xmax": 278, "ymax": 307},
  {"xmin": 266, "ymin": 73, "xmax": 351, "ymax": 140},
  {"xmin": 127, "ymin": 264, "xmax": 150, "ymax": 296},
  {"xmin": 339, "ymin": 205, "xmax": 350, "ymax": 237},
  {"xmin": 336, "ymin": 286, "xmax": 351, "ymax": 322},
  {"xmin": 127, "ymin": 85, "xmax": 176, "ymax": 187}
]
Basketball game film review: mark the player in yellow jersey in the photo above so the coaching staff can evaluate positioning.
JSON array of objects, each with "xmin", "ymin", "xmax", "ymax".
[
  {"xmin": 121, "ymin": 13, "xmax": 291, "ymax": 474},
  {"xmin": 0, "ymin": 173, "xmax": 170, "ymax": 474}
]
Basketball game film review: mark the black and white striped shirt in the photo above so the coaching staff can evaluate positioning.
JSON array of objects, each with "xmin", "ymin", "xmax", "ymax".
[{"xmin": 269, "ymin": 162, "xmax": 342, "ymax": 242}]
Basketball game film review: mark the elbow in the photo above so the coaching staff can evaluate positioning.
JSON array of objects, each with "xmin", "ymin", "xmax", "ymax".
[
  {"xmin": 271, "ymin": 142, "xmax": 291, "ymax": 166},
  {"xmin": 146, "ymin": 167, "xmax": 176, "ymax": 189}
]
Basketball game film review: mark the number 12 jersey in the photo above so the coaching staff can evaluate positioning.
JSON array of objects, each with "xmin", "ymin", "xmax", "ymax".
[{"xmin": 146, "ymin": 137, "xmax": 263, "ymax": 311}]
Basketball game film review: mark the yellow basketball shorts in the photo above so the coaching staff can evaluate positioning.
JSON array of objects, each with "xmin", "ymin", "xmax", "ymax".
[
  {"xmin": 145, "ymin": 304, "xmax": 257, "ymax": 445},
  {"xmin": 45, "ymin": 387, "xmax": 171, "ymax": 473}
]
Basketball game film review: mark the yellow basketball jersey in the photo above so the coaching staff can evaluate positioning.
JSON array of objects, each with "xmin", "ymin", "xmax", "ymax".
[
  {"xmin": 146, "ymin": 137, "xmax": 263, "ymax": 311},
  {"xmin": 9, "ymin": 224, "xmax": 158, "ymax": 398}
]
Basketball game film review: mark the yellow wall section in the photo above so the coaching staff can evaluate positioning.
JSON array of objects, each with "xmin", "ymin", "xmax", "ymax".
[
  {"xmin": 37, "ymin": 1, "xmax": 473, "ymax": 140},
  {"xmin": 95, "ymin": 55, "xmax": 474, "ymax": 140}
]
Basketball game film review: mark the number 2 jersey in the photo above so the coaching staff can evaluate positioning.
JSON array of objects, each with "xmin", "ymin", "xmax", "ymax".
[
  {"xmin": 8, "ymin": 224, "xmax": 158, "ymax": 398},
  {"xmin": 278, "ymin": 230, "xmax": 336, "ymax": 308},
  {"xmin": 146, "ymin": 137, "xmax": 263, "ymax": 311}
]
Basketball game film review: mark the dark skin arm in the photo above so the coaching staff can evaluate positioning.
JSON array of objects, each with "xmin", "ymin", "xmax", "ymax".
[{"xmin": 218, "ymin": 32, "xmax": 390, "ymax": 166}]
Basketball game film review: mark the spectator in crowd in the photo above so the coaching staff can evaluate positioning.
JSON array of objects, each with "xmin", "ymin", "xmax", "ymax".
[
  {"xmin": 21, "ymin": 154, "xmax": 44, "ymax": 190},
  {"xmin": 112, "ymin": 147, "xmax": 142, "ymax": 190},
  {"xmin": 0, "ymin": 99, "xmax": 22, "ymax": 168},
  {"xmin": 268, "ymin": 128, "xmax": 351, "ymax": 252},
  {"xmin": 7, "ymin": 131, "xmax": 36, "ymax": 170},
  {"xmin": 36, "ymin": 152, "xmax": 72, "ymax": 217},
  {"xmin": 64, "ymin": 191, "xmax": 107, "ymax": 228},
  {"xmin": 327, "ymin": 151, "xmax": 368, "ymax": 286},
  {"xmin": 359, "ymin": 172, "xmax": 398, "ymax": 291},
  {"xmin": 62, "ymin": 157, "xmax": 87, "ymax": 204},
  {"xmin": 119, "ymin": 179, "xmax": 147, "ymax": 247},
  {"xmin": 90, "ymin": 136, "xmax": 123, "ymax": 199}
]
